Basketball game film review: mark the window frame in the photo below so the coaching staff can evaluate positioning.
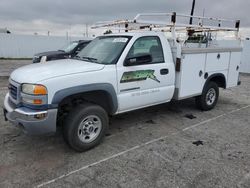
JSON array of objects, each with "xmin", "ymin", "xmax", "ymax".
[{"xmin": 124, "ymin": 36, "xmax": 165, "ymax": 66}]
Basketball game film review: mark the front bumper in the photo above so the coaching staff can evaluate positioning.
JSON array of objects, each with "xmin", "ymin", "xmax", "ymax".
[{"xmin": 3, "ymin": 93, "xmax": 57, "ymax": 135}]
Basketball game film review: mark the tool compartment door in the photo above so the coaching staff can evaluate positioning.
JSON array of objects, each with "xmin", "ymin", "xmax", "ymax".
[
  {"xmin": 205, "ymin": 52, "xmax": 230, "ymax": 72},
  {"xmin": 177, "ymin": 53, "xmax": 206, "ymax": 99},
  {"xmin": 227, "ymin": 52, "xmax": 241, "ymax": 88}
]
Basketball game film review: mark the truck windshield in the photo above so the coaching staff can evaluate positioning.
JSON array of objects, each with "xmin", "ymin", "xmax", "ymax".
[{"xmin": 76, "ymin": 36, "xmax": 131, "ymax": 64}]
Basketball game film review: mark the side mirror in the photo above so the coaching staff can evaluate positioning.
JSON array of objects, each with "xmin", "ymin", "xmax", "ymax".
[{"xmin": 124, "ymin": 54, "xmax": 152, "ymax": 66}]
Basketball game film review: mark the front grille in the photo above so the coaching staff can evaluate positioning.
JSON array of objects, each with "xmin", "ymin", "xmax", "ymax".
[{"xmin": 9, "ymin": 84, "xmax": 18, "ymax": 100}]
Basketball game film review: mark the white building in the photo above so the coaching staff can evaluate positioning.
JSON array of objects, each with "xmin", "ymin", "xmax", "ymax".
[{"xmin": 0, "ymin": 33, "xmax": 91, "ymax": 58}]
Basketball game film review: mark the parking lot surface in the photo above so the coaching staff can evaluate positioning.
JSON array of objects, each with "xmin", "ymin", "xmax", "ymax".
[
  {"xmin": 0, "ymin": 60, "xmax": 31, "ymax": 77},
  {"xmin": 0, "ymin": 74, "xmax": 250, "ymax": 188}
]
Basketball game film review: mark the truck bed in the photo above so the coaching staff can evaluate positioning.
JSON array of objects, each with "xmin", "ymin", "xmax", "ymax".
[{"xmin": 170, "ymin": 42, "xmax": 242, "ymax": 100}]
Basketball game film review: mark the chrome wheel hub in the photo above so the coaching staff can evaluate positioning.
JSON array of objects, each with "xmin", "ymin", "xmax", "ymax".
[
  {"xmin": 206, "ymin": 88, "xmax": 216, "ymax": 106},
  {"xmin": 78, "ymin": 115, "xmax": 102, "ymax": 143}
]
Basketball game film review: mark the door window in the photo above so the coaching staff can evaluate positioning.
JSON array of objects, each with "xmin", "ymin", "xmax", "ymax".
[{"xmin": 126, "ymin": 36, "xmax": 164, "ymax": 65}]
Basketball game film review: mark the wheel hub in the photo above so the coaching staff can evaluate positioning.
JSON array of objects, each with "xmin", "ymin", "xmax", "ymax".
[
  {"xmin": 78, "ymin": 115, "xmax": 102, "ymax": 143},
  {"xmin": 206, "ymin": 88, "xmax": 216, "ymax": 106},
  {"xmin": 88, "ymin": 126, "xmax": 94, "ymax": 133}
]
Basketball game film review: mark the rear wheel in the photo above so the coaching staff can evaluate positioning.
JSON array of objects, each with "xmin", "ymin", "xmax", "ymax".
[
  {"xmin": 196, "ymin": 82, "xmax": 219, "ymax": 111},
  {"xmin": 63, "ymin": 103, "xmax": 108, "ymax": 152}
]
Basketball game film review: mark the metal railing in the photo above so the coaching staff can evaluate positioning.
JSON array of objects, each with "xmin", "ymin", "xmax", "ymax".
[{"xmin": 92, "ymin": 12, "xmax": 240, "ymax": 33}]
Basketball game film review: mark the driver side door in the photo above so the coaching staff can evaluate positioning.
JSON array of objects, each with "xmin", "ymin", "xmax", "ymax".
[{"xmin": 117, "ymin": 36, "xmax": 174, "ymax": 113}]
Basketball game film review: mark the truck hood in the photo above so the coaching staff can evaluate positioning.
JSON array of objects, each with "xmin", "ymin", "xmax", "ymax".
[
  {"xmin": 11, "ymin": 59, "xmax": 105, "ymax": 83},
  {"xmin": 34, "ymin": 50, "xmax": 66, "ymax": 57}
]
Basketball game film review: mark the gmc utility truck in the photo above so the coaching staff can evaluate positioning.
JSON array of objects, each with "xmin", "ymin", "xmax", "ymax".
[{"xmin": 3, "ymin": 13, "xmax": 242, "ymax": 151}]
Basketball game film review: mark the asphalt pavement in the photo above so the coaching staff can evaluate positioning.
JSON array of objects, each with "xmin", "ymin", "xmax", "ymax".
[
  {"xmin": 0, "ymin": 72, "xmax": 249, "ymax": 188},
  {"xmin": 0, "ymin": 59, "xmax": 31, "ymax": 77}
]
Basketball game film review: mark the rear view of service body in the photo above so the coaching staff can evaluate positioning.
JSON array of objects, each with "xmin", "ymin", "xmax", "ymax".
[{"xmin": 3, "ymin": 12, "xmax": 242, "ymax": 151}]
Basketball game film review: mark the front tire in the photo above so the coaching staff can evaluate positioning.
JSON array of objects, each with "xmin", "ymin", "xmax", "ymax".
[
  {"xmin": 196, "ymin": 82, "xmax": 219, "ymax": 111},
  {"xmin": 63, "ymin": 103, "xmax": 108, "ymax": 152}
]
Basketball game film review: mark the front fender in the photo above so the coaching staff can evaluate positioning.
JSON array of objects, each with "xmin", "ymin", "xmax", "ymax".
[{"xmin": 51, "ymin": 83, "xmax": 118, "ymax": 114}]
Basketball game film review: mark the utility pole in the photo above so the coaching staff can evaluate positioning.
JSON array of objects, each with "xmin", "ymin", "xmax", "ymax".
[
  {"xmin": 189, "ymin": 0, "xmax": 196, "ymax": 25},
  {"xmin": 85, "ymin": 24, "xmax": 89, "ymax": 38}
]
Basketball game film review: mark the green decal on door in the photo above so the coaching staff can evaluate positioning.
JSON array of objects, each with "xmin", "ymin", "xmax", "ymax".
[{"xmin": 120, "ymin": 70, "xmax": 160, "ymax": 83}]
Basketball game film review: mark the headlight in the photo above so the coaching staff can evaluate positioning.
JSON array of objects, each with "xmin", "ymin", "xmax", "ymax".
[
  {"xmin": 21, "ymin": 84, "xmax": 47, "ymax": 105},
  {"xmin": 22, "ymin": 84, "xmax": 47, "ymax": 95}
]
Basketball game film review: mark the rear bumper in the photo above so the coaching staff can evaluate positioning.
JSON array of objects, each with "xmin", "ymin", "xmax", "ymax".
[{"xmin": 3, "ymin": 93, "xmax": 57, "ymax": 135}]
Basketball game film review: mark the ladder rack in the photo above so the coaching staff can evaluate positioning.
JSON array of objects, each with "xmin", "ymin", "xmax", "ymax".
[{"xmin": 92, "ymin": 12, "xmax": 240, "ymax": 33}]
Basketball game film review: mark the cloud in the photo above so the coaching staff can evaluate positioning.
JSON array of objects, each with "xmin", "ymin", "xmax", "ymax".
[{"xmin": 0, "ymin": 0, "xmax": 249, "ymax": 36}]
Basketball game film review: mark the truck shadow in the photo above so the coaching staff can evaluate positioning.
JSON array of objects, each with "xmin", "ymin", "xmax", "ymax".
[
  {"xmin": 108, "ymin": 98, "xmax": 197, "ymax": 134},
  {"xmin": 1, "ymin": 98, "xmax": 196, "ymax": 150}
]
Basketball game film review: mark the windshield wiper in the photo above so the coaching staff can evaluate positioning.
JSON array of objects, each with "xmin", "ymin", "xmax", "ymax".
[
  {"xmin": 80, "ymin": 56, "xmax": 99, "ymax": 63},
  {"xmin": 71, "ymin": 55, "xmax": 82, "ymax": 60},
  {"xmin": 72, "ymin": 55, "xmax": 99, "ymax": 63},
  {"xmin": 73, "ymin": 55, "xmax": 81, "ymax": 59},
  {"xmin": 58, "ymin": 50, "xmax": 65, "ymax": 52}
]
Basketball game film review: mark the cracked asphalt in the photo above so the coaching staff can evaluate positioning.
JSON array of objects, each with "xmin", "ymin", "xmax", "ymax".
[{"xmin": 0, "ymin": 73, "xmax": 250, "ymax": 188}]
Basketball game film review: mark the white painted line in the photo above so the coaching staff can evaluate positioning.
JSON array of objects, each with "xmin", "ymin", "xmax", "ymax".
[
  {"xmin": 182, "ymin": 114, "xmax": 225, "ymax": 131},
  {"xmin": 36, "ymin": 104, "xmax": 250, "ymax": 188},
  {"xmin": 36, "ymin": 145, "xmax": 141, "ymax": 188},
  {"xmin": 230, "ymin": 105, "xmax": 250, "ymax": 113},
  {"xmin": 183, "ymin": 104, "xmax": 250, "ymax": 131},
  {"xmin": 153, "ymin": 151, "xmax": 172, "ymax": 162}
]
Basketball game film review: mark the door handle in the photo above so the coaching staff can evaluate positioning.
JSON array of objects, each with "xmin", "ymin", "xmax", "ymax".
[{"xmin": 160, "ymin": 69, "xmax": 169, "ymax": 75}]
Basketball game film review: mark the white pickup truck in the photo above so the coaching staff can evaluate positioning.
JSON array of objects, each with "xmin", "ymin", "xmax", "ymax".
[{"xmin": 3, "ymin": 14, "xmax": 242, "ymax": 151}]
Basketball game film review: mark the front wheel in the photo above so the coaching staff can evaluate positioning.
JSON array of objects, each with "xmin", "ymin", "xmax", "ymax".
[
  {"xmin": 63, "ymin": 103, "xmax": 108, "ymax": 152},
  {"xmin": 196, "ymin": 82, "xmax": 219, "ymax": 111}
]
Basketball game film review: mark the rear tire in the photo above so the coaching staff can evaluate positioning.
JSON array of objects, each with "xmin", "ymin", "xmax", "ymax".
[
  {"xmin": 196, "ymin": 82, "xmax": 219, "ymax": 111},
  {"xmin": 63, "ymin": 103, "xmax": 108, "ymax": 152}
]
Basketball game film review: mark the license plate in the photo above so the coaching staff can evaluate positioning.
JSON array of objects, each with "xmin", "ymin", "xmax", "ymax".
[{"xmin": 3, "ymin": 108, "xmax": 8, "ymax": 121}]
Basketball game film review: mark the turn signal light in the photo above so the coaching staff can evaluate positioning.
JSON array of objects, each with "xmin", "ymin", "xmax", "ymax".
[
  {"xmin": 33, "ymin": 99, "xmax": 43, "ymax": 105},
  {"xmin": 34, "ymin": 85, "xmax": 47, "ymax": 95}
]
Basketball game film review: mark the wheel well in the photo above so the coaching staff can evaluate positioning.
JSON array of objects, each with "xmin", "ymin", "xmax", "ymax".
[
  {"xmin": 209, "ymin": 75, "xmax": 226, "ymax": 89},
  {"xmin": 56, "ymin": 90, "xmax": 114, "ymax": 126}
]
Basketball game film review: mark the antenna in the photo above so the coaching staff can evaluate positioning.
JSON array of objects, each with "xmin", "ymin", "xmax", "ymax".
[
  {"xmin": 189, "ymin": 0, "xmax": 196, "ymax": 25},
  {"xmin": 85, "ymin": 24, "xmax": 89, "ymax": 37}
]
